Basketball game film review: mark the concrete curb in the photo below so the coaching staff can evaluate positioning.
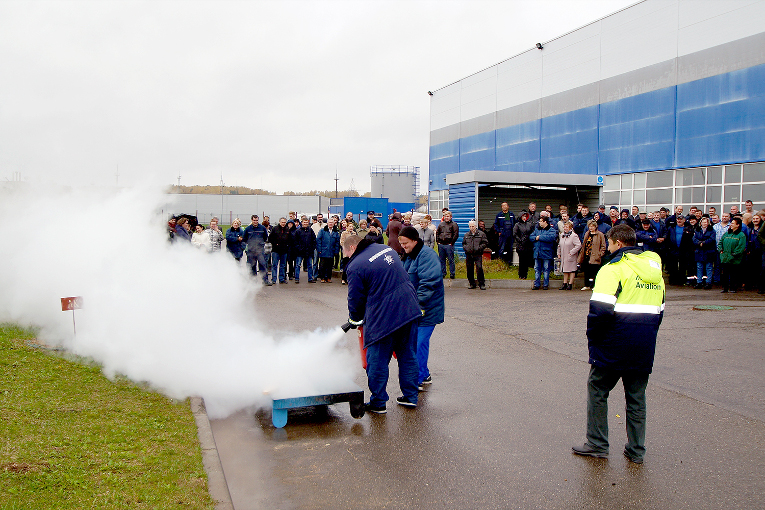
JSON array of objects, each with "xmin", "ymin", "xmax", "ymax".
[{"xmin": 191, "ymin": 397, "xmax": 234, "ymax": 510}]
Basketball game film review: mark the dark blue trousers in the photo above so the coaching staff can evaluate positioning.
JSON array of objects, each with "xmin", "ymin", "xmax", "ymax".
[{"xmin": 365, "ymin": 320, "xmax": 419, "ymax": 407}]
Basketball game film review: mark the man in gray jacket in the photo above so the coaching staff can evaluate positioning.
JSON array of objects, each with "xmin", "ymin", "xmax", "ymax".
[{"xmin": 462, "ymin": 220, "xmax": 489, "ymax": 290}]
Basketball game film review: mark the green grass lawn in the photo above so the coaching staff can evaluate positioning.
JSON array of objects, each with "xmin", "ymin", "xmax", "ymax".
[
  {"xmin": 0, "ymin": 324, "xmax": 214, "ymax": 510},
  {"xmin": 450, "ymin": 255, "xmax": 563, "ymax": 280}
]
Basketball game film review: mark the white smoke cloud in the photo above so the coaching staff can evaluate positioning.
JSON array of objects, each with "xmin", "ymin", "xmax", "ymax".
[{"xmin": 0, "ymin": 184, "xmax": 357, "ymax": 418}]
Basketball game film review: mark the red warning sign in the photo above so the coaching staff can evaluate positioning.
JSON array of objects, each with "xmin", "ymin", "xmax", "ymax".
[{"xmin": 61, "ymin": 297, "xmax": 83, "ymax": 311}]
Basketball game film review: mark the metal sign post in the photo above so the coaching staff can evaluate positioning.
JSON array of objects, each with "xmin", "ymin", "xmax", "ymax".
[{"xmin": 60, "ymin": 297, "xmax": 83, "ymax": 336}]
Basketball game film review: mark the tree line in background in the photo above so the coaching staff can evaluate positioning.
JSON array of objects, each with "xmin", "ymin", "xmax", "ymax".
[{"xmin": 167, "ymin": 184, "xmax": 374, "ymax": 197}]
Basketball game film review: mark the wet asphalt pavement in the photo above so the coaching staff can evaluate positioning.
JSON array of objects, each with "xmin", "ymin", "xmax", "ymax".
[{"xmin": 210, "ymin": 279, "xmax": 765, "ymax": 509}]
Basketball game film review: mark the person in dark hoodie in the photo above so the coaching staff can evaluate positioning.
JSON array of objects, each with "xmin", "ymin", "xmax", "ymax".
[
  {"xmin": 618, "ymin": 209, "xmax": 636, "ymax": 229},
  {"xmin": 343, "ymin": 233, "xmax": 421, "ymax": 413},
  {"xmin": 399, "ymin": 226, "xmax": 444, "ymax": 391},
  {"xmin": 513, "ymin": 212, "xmax": 535, "ymax": 279}
]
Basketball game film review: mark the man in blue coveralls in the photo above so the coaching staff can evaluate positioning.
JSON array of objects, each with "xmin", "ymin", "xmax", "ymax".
[{"xmin": 343, "ymin": 234, "xmax": 420, "ymax": 414}]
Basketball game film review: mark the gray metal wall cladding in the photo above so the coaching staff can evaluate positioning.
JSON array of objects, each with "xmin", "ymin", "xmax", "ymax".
[{"xmin": 430, "ymin": 26, "xmax": 765, "ymax": 148}]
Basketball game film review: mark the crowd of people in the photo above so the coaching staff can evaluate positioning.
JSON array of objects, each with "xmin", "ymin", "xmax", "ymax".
[
  {"xmin": 479, "ymin": 200, "xmax": 764, "ymax": 294},
  {"xmin": 167, "ymin": 199, "xmax": 764, "ymax": 295}
]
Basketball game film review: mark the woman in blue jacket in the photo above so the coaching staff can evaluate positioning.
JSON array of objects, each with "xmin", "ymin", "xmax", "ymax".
[
  {"xmin": 399, "ymin": 227, "xmax": 444, "ymax": 390},
  {"xmin": 531, "ymin": 216, "xmax": 557, "ymax": 290},
  {"xmin": 316, "ymin": 218, "xmax": 341, "ymax": 282},
  {"xmin": 693, "ymin": 217, "xmax": 716, "ymax": 289},
  {"xmin": 225, "ymin": 218, "xmax": 245, "ymax": 261}
]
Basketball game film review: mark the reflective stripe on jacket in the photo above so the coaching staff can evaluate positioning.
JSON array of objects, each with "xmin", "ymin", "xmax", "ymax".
[{"xmin": 586, "ymin": 247, "xmax": 665, "ymax": 373}]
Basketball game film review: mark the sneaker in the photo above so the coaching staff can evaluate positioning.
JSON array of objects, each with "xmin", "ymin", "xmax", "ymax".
[
  {"xmin": 721, "ymin": 289, "xmax": 728, "ymax": 293},
  {"xmin": 294, "ymin": 280, "xmax": 300, "ymax": 284},
  {"xmin": 581, "ymin": 286, "xmax": 591, "ymax": 291},
  {"xmin": 422, "ymin": 375, "xmax": 432, "ymax": 385},
  {"xmin": 449, "ymin": 275, "xmax": 455, "ymax": 279},
  {"xmin": 623, "ymin": 450, "xmax": 643, "ymax": 464},
  {"xmin": 364, "ymin": 402, "xmax": 386, "ymax": 414},
  {"xmin": 542, "ymin": 285, "xmax": 549, "ymax": 290},
  {"xmin": 694, "ymin": 283, "xmax": 702, "ymax": 289},
  {"xmin": 308, "ymin": 279, "xmax": 317, "ymax": 283},
  {"xmin": 532, "ymin": 285, "xmax": 540, "ymax": 290},
  {"xmin": 479, "ymin": 284, "xmax": 486, "ymax": 290},
  {"xmin": 264, "ymin": 281, "xmax": 273, "ymax": 286},
  {"xmin": 572, "ymin": 443, "xmax": 608, "ymax": 459},
  {"xmin": 468, "ymin": 284, "xmax": 477, "ymax": 289},
  {"xmin": 417, "ymin": 384, "xmax": 424, "ymax": 391},
  {"xmin": 396, "ymin": 396, "xmax": 417, "ymax": 408}
]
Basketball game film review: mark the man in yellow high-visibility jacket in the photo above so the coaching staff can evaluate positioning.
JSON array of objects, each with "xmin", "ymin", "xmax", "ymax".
[{"xmin": 572, "ymin": 224, "xmax": 665, "ymax": 464}]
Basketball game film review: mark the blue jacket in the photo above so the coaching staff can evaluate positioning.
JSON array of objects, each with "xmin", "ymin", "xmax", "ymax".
[
  {"xmin": 316, "ymin": 225, "xmax": 340, "ymax": 258},
  {"xmin": 174, "ymin": 225, "xmax": 191, "ymax": 242},
  {"xmin": 225, "ymin": 227, "xmax": 245, "ymax": 258},
  {"xmin": 346, "ymin": 239, "xmax": 420, "ymax": 348},
  {"xmin": 243, "ymin": 224, "xmax": 268, "ymax": 253},
  {"xmin": 531, "ymin": 225, "xmax": 556, "ymax": 260},
  {"xmin": 494, "ymin": 211, "xmax": 515, "ymax": 242},
  {"xmin": 291, "ymin": 226, "xmax": 316, "ymax": 257},
  {"xmin": 693, "ymin": 228, "xmax": 717, "ymax": 263},
  {"xmin": 573, "ymin": 213, "xmax": 594, "ymax": 241},
  {"xmin": 402, "ymin": 240, "xmax": 444, "ymax": 327},
  {"xmin": 635, "ymin": 225, "xmax": 658, "ymax": 252}
]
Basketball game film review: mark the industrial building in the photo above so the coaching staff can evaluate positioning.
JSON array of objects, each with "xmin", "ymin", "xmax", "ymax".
[{"xmin": 428, "ymin": 0, "xmax": 765, "ymax": 253}]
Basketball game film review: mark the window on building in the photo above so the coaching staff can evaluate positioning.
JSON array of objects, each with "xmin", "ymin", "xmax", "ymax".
[
  {"xmin": 743, "ymin": 163, "xmax": 765, "ymax": 182},
  {"xmin": 725, "ymin": 165, "xmax": 742, "ymax": 183},
  {"xmin": 646, "ymin": 170, "xmax": 673, "ymax": 188},
  {"xmin": 707, "ymin": 166, "xmax": 723, "ymax": 184}
]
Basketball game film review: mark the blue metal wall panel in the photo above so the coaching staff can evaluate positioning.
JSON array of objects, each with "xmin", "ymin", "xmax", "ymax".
[
  {"xmin": 495, "ymin": 119, "xmax": 541, "ymax": 173},
  {"xmin": 459, "ymin": 131, "xmax": 495, "ymax": 172},
  {"xmin": 429, "ymin": 140, "xmax": 459, "ymax": 191},
  {"xmin": 676, "ymin": 63, "xmax": 765, "ymax": 168},
  {"xmin": 599, "ymin": 87, "xmax": 676, "ymax": 175},
  {"xmin": 540, "ymin": 105, "xmax": 599, "ymax": 174},
  {"xmin": 447, "ymin": 183, "xmax": 476, "ymax": 257},
  {"xmin": 429, "ymin": 63, "xmax": 765, "ymax": 188},
  {"xmin": 342, "ymin": 197, "xmax": 389, "ymax": 227}
]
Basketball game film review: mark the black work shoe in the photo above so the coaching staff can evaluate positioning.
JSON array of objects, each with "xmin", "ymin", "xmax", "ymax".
[
  {"xmin": 572, "ymin": 443, "xmax": 608, "ymax": 459},
  {"xmin": 449, "ymin": 275, "xmax": 455, "ymax": 279},
  {"xmin": 623, "ymin": 450, "xmax": 643, "ymax": 464},
  {"xmin": 396, "ymin": 396, "xmax": 417, "ymax": 408},
  {"xmin": 542, "ymin": 285, "xmax": 549, "ymax": 290},
  {"xmin": 479, "ymin": 284, "xmax": 486, "ymax": 290},
  {"xmin": 532, "ymin": 286, "xmax": 540, "ymax": 290},
  {"xmin": 364, "ymin": 402, "xmax": 386, "ymax": 414}
]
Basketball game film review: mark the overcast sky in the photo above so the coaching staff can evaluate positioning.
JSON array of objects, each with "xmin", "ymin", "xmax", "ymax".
[{"xmin": 1, "ymin": 0, "xmax": 634, "ymax": 194}]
